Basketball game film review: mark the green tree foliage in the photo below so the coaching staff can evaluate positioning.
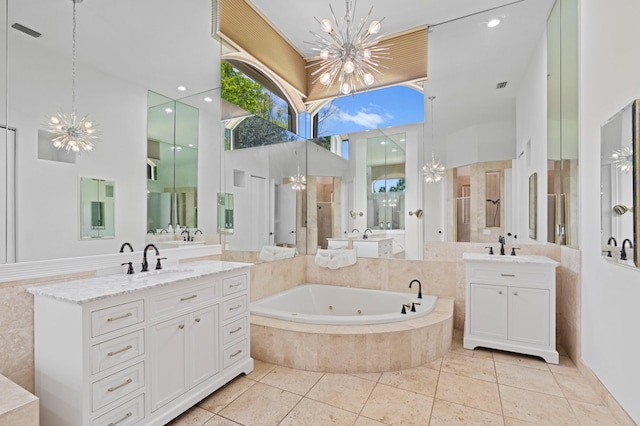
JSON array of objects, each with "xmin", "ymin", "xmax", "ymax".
[{"xmin": 221, "ymin": 62, "xmax": 291, "ymax": 149}]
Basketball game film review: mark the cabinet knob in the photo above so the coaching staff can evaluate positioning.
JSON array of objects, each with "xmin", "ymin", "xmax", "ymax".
[
  {"xmin": 195, "ymin": 318, "xmax": 201, "ymax": 323},
  {"xmin": 513, "ymin": 292, "xmax": 519, "ymax": 296},
  {"xmin": 498, "ymin": 291, "xmax": 503, "ymax": 295},
  {"xmin": 178, "ymin": 324, "xmax": 185, "ymax": 330}
]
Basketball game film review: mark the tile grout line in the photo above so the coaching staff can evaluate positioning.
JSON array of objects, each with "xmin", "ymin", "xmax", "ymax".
[{"xmin": 426, "ymin": 359, "xmax": 442, "ymax": 425}]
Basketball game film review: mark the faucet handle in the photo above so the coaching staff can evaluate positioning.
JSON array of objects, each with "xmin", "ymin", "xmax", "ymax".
[
  {"xmin": 401, "ymin": 303, "xmax": 411, "ymax": 314},
  {"xmin": 121, "ymin": 262, "xmax": 134, "ymax": 275},
  {"xmin": 485, "ymin": 246, "xmax": 494, "ymax": 255},
  {"xmin": 602, "ymin": 250, "xmax": 613, "ymax": 258},
  {"xmin": 155, "ymin": 257, "xmax": 167, "ymax": 270},
  {"xmin": 411, "ymin": 302, "xmax": 421, "ymax": 312},
  {"xmin": 510, "ymin": 247, "xmax": 520, "ymax": 256}
]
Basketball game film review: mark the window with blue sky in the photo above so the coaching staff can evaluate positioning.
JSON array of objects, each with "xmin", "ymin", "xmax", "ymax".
[{"xmin": 316, "ymin": 85, "xmax": 424, "ymax": 137}]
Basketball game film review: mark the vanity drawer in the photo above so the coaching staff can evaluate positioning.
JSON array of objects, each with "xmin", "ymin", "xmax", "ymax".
[
  {"xmin": 222, "ymin": 274, "xmax": 247, "ymax": 296},
  {"xmin": 222, "ymin": 295, "xmax": 247, "ymax": 321},
  {"xmin": 92, "ymin": 300, "xmax": 145, "ymax": 338},
  {"xmin": 92, "ymin": 362, "xmax": 145, "ymax": 412},
  {"xmin": 222, "ymin": 339, "xmax": 247, "ymax": 369},
  {"xmin": 222, "ymin": 317, "xmax": 247, "ymax": 345},
  {"xmin": 92, "ymin": 330, "xmax": 145, "ymax": 375},
  {"xmin": 91, "ymin": 393, "xmax": 145, "ymax": 426},
  {"xmin": 150, "ymin": 283, "xmax": 217, "ymax": 320},
  {"xmin": 469, "ymin": 266, "xmax": 549, "ymax": 286}
]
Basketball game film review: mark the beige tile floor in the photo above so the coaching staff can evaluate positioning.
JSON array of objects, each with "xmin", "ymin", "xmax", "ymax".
[{"xmin": 168, "ymin": 332, "xmax": 620, "ymax": 426}]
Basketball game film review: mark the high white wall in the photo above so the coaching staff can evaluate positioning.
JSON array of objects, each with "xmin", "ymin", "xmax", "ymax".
[
  {"xmin": 580, "ymin": 0, "xmax": 640, "ymax": 421},
  {"xmin": 516, "ymin": 33, "xmax": 549, "ymax": 244},
  {"xmin": 445, "ymin": 121, "xmax": 516, "ymax": 169},
  {"xmin": 7, "ymin": 33, "xmax": 222, "ymax": 261}
]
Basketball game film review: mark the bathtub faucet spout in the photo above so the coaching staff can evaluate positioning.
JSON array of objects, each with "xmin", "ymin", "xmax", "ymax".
[{"xmin": 409, "ymin": 279, "xmax": 422, "ymax": 299}]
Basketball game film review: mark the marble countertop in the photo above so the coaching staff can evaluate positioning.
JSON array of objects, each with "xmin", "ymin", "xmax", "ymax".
[
  {"xmin": 462, "ymin": 252, "xmax": 559, "ymax": 266},
  {"xmin": 27, "ymin": 260, "xmax": 252, "ymax": 304}
]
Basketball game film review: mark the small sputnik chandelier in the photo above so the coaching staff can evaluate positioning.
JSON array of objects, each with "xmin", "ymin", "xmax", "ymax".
[
  {"xmin": 611, "ymin": 146, "xmax": 633, "ymax": 173},
  {"xmin": 47, "ymin": 0, "xmax": 98, "ymax": 153},
  {"xmin": 290, "ymin": 164, "xmax": 307, "ymax": 191},
  {"xmin": 423, "ymin": 96, "xmax": 445, "ymax": 183},
  {"xmin": 307, "ymin": 0, "xmax": 391, "ymax": 96}
]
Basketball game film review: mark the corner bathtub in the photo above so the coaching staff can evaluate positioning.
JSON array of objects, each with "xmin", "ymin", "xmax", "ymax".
[
  {"xmin": 250, "ymin": 283, "xmax": 436, "ymax": 325},
  {"xmin": 250, "ymin": 283, "xmax": 454, "ymax": 373}
]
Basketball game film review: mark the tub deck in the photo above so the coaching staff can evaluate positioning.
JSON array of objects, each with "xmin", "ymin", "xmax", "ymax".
[{"xmin": 250, "ymin": 297, "xmax": 453, "ymax": 373}]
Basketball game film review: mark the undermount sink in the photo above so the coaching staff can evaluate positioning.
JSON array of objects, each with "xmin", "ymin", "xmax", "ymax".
[
  {"xmin": 128, "ymin": 268, "xmax": 196, "ymax": 282},
  {"xmin": 155, "ymin": 240, "xmax": 205, "ymax": 249}
]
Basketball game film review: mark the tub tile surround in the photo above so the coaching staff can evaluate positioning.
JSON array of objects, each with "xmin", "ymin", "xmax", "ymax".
[
  {"xmin": 166, "ymin": 331, "xmax": 623, "ymax": 426},
  {"xmin": 251, "ymin": 298, "xmax": 453, "ymax": 373},
  {"xmin": 0, "ymin": 374, "xmax": 39, "ymax": 425}
]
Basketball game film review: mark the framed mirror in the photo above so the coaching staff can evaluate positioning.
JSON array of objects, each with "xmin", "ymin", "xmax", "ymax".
[
  {"xmin": 80, "ymin": 178, "xmax": 115, "ymax": 239},
  {"xmin": 600, "ymin": 100, "xmax": 638, "ymax": 267}
]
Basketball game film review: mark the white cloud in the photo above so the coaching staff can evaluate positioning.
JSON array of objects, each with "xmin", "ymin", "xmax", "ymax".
[{"xmin": 336, "ymin": 109, "xmax": 386, "ymax": 129}]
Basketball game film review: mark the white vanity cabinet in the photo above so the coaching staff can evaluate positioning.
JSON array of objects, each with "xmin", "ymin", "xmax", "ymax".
[
  {"xmin": 462, "ymin": 253, "xmax": 559, "ymax": 364},
  {"xmin": 352, "ymin": 238, "xmax": 393, "ymax": 258},
  {"xmin": 30, "ymin": 262, "xmax": 253, "ymax": 426}
]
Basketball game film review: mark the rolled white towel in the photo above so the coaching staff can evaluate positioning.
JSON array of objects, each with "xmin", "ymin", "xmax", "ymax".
[
  {"xmin": 259, "ymin": 245, "xmax": 296, "ymax": 262},
  {"xmin": 315, "ymin": 249, "xmax": 357, "ymax": 269}
]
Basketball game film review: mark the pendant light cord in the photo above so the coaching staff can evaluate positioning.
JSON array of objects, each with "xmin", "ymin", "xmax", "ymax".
[
  {"xmin": 429, "ymin": 96, "xmax": 436, "ymax": 160},
  {"xmin": 71, "ymin": 0, "xmax": 77, "ymax": 118}
]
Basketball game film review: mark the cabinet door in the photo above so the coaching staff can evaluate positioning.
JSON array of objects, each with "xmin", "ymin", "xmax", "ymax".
[
  {"xmin": 189, "ymin": 305, "xmax": 219, "ymax": 388},
  {"xmin": 508, "ymin": 287, "xmax": 549, "ymax": 346},
  {"xmin": 150, "ymin": 316, "xmax": 187, "ymax": 412},
  {"xmin": 470, "ymin": 283, "xmax": 508, "ymax": 339}
]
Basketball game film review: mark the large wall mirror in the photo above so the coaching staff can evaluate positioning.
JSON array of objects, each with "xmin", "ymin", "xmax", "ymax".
[
  {"xmin": 147, "ymin": 91, "xmax": 199, "ymax": 233},
  {"xmin": 600, "ymin": 100, "xmax": 639, "ymax": 267}
]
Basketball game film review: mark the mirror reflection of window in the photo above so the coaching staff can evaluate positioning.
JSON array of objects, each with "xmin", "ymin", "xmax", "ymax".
[{"xmin": 367, "ymin": 133, "xmax": 406, "ymax": 231}]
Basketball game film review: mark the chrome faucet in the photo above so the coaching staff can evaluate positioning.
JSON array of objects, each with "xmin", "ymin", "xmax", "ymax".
[
  {"xmin": 141, "ymin": 243, "xmax": 160, "ymax": 272},
  {"xmin": 351, "ymin": 228, "xmax": 360, "ymax": 233},
  {"xmin": 119, "ymin": 242, "xmax": 134, "ymax": 253},
  {"xmin": 363, "ymin": 228, "xmax": 372, "ymax": 239},
  {"xmin": 159, "ymin": 228, "xmax": 169, "ymax": 234},
  {"xmin": 181, "ymin": 227, "xmax": 191, "ymax": 242},
  {"xmin": 409, "ymin": 279, "xmax": 422, "ymax": 299},
  {"xmin": 620, "ymin": 238, "xmax": 634, "ymax": 261},
  {"xmin": 498, "ymin": 235, "xmax": 506, "ymax": 255}
]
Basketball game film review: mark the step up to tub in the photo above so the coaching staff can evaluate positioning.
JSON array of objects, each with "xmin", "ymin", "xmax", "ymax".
[{"xmin": 250, "ymin": 297, "xmax": 453, "ymax": 373}]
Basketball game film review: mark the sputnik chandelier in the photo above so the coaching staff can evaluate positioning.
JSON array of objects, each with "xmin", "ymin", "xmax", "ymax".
[
  {"xmin": 611, "ymin": 146, "xmax": 633, "ymax": 173},
  {"xmin": 47, "ymin": 0, "xmax": 98, "ymax": 153},
  {"xmin": 290, "ymin": 165, "xmax": 307, "ymax": 191},
  {"xmin": 307, "ymin": 0, "xmax": 391, "ymax": 96},
  {"xmin": 423, "ymin": 96, "xmax": 445, "ymax": 184}
]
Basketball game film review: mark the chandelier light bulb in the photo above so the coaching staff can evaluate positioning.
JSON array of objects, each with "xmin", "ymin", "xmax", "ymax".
[
  {"xmin": 363, "ymin": 73, "xmax": 375, "ymax": 86},
  {"xmin": 368, "ymin": 20, "xmax": 381, "ymax": 34},
  {"xmin": 341, "ymin": 82, "xmax": 352, "ymax": 95},
  {"xmin": 363, "ymin": 49, "xmax": 371, "ymax": 59},
  {"xmin": 320, "ymin": 18, "xmax": 333, "ymax": 33},
  {"xmin": 320, "ymin": 49, "xmax": 329, "ymax": 59},
  {"xmin": 343, "ymin": 60, "xmax": 355, "ymax": 74},
  {"xmin": 319, "ymin": 72, "xmax": 332, "ymax": 85}
]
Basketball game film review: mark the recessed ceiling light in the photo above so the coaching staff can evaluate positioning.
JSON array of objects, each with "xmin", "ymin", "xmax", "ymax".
[
  {"xmin": 400, "ymin": 138, "xmax": 406, "ymax": 142},
  {"xmin": 203, "ymin": 97, "xmax": 213, "ymax": 102},
  {"xmin": 381, "ymin": 141, "xmax": 387, "ymax": 145},
  {"xmin": 487, "ymin": 18, "xmax": 501, "ymax": 28},
  {"xmin": 392, "ymin": 149, "xmax": 397, "ymax": 152},
  {"xmin": 164, "ymin": 108, "xmax": 173, "ymax": 113},
  {"xmin": 177, "ymin": 85, "xmax": 187, "ymax": 91},
  {"xmin": 188, "ymin": 144, "xmax": 194, "ymax": 147}
]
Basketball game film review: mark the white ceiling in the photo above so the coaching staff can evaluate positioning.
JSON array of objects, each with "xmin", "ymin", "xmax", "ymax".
[{"xmin": 6, "ymin": 0, "xmax": 555, "ymax": 142}]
